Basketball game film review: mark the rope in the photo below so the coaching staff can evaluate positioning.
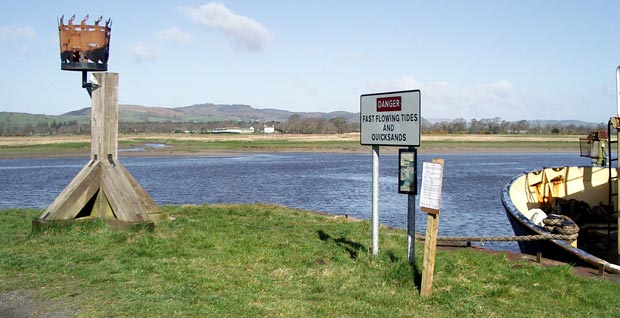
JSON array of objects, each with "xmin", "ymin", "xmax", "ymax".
[{"xmin": 414, "ymin": 233, "xmax": 578, "ymax": 242}]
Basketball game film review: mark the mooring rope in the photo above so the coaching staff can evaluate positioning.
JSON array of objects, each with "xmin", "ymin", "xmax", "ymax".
[
  {"xmin": 414, "ymin": 233, "xmax": 578, "ymax": 242},
  {"xmin": 413, "ymin": 232, "xmax": 620, "ymax": 275}
]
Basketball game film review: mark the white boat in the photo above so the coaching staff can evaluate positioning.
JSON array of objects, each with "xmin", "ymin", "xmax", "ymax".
[{"xmin": 502, "ymin": 166, "xmax": 620, "ymax": 273}]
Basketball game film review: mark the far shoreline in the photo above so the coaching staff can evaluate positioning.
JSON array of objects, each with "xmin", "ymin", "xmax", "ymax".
[{"xmin": 0, "ymin": 133, "xmax": 580, "ymax": 160}]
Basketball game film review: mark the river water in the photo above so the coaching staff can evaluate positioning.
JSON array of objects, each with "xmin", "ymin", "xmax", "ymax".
[{"xmin": 0, "ymin": 152, "xmax": 590, "ymax": 252}]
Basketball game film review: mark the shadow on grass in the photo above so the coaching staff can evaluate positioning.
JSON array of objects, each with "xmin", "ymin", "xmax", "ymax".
[
  {"xmin": 384, "ymin": 249, "xmax": 422, "ymax": 290},
  {"xmin": 317, "ymin": 230, "xmax": 365, "ymax": 259},
  {"xmin": 317, "ymin": 230, "xmax": 422, "ymax": 290},
  {"xmin": 411, "ymin": 260, "xmax": 422, "ymax": 290}
]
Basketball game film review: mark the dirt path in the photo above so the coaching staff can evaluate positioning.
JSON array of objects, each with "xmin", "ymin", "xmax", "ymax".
[
  {"xmin": 458, "ymin": 246, "xmax": 620, "ymax": 283},
  {"xmin": 0, "ymin": 290, "xmax": 79, "ymax": 318}
]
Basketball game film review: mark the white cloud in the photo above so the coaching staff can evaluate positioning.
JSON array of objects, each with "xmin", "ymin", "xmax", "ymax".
[
  {"xmin": 128, "ymin": 43, "xmax": 160, "ymax": 63},
  {"xmin": 129, "ymin": 27, "xmax": 189, "ymax": 63},
  {"xmin": 368, "ymin": 75, "xmax": 419, "ymax": 92},
  {"xmin": 0, "ymin": 25, "xmax": 38, "ymax": 42},
  {"xmin": 368, "ymin": 76, "xmax": 529, "ymax": 120},
  {"xmin": 0, "ymin": 25, "xmax": 39, "ymax": 54},
  {"xmin": 476, "ymin": 80, "xmax": 514, "ymax": 99},
  {"xmin": 156, "ymin": 27, "xmax": 192, "ymax": 44},
  {"xmin": 181, "ymin": 2, "xmax": 272, "ymax": 52}
]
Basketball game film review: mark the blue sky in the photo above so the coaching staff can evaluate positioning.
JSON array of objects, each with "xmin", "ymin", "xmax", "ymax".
[{"xmin": 1, "ymin": 0, "xmax": 620, "ymax": 122}]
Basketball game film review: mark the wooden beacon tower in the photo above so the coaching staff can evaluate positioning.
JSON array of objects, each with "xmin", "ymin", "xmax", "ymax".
[{"xmin": 33, "ymin": 15, "xmax": 167, "ymax": 230}]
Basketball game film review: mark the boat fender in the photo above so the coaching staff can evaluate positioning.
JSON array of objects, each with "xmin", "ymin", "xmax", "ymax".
[{"xmin": 526, "ymin": 208, "xmax": 547, "ymax": 227}]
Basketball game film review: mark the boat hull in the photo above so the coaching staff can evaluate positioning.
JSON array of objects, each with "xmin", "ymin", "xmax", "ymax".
[{"xmin": 501, "ymin": 166, "xmax": 620, "ymax": 273}]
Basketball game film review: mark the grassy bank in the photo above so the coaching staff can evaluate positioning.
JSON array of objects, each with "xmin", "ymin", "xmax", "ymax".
[
  {"xmin": 1, "ymin": 205, "xmax": 618, "ymax": 317},
  {"xmin": 0, "ymin": 133, "xmax": 581, "ymax": 158}
]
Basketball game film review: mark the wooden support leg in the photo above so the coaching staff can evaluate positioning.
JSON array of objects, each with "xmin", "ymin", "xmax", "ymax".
[
  {"xmin": 39, "ymin": 161, "xmax": 102, "ymax": 220},
  {"xmin": 34, "ymin": 72, "xmax": 167, "ymax": 229}
]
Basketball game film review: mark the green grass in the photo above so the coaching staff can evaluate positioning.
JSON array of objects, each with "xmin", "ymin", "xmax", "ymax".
[
  {"xmin": 0, "ymin": 135, "xmax": 582, "ymax": 157},
  {"xmin": 0, "ymin": 142, "xmax": 90, "ymax": 150},
  {"xmin": 0, "ymin": 142, "xmax": 91, "ymax": 157},
  {"xmin": 1, "ymin": 205, "xmax": 618, "ymax": 317},
  {"xmin": 123, "ymin": 138, "xmax": 579, "ymax": 153},
  {"xmin": 0, "ymin": 138, "xmax": 365, "ymax": 156}
]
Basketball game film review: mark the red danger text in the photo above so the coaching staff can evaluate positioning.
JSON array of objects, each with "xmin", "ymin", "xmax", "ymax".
[{"xmin": 376, "ymin": 96, "xmax": 401, "ymax": 112}]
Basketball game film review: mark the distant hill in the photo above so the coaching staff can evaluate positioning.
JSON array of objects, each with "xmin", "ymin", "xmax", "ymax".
[
  {"xmin": 172, "ymin": 103, "xmax": 360, "ymax": 122},
  {"xmin": 0, "ymin": 103, "xmax": 364, "ymax": 135},
  {"xmin": 57, "ymin": 103, "xmax": 359, "ymax": 123},
  {"xmin": 61, "ymin": 108, "xmax": 91, "ymax": 117},
  {"xmin": 1, "ymin": 102, "xmax": 604, "ymax": 135},
  {"xmin": 0, "ymin": 111, "xmax": 89, "ymax": 127},
  {"xmin": 174, "ymin": 104, "xmax": 288, "ymax": 121},
  {"xmin": 526, "ymin": 119, "xmax": 607, "ymax": 127},
  {"xmin": 423, "ymin": 118, "xmax": 604, "ymax": 128}
]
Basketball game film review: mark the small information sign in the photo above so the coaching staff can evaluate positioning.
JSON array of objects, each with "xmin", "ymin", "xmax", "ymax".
[
  {"xmin": 398, "ymin": 148, "xmax": 417, "ymax": 194},
  {"xmin": 420, "ymin": 162, "xmax": 444, "ymax": 214}
]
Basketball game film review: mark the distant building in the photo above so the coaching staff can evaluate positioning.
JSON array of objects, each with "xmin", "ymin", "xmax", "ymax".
[
  {"xmin": 264, "ymin": 125, "xmax": 275, "ymax": 134},
  {"xmin": 212, "ymin": 127, "xmax": 255, "ymax": 134}
]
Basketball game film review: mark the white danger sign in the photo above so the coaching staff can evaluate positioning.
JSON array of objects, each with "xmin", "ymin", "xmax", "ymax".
[{"xmin": 360, "ymin": 90, "xmax": 421, "ymax": 146}]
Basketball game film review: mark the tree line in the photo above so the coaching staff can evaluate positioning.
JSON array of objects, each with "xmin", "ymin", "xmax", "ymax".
[
  {"xmin": 423, "ymin": 117, "xmax": 606, "ymax": 135},
  {"xmin": 0, "ymin": 115, "xmax": 606, "ymax": 136},
  {"xmin": 0, "ymin": 120, "xmax": 88, "ymax": 136}
]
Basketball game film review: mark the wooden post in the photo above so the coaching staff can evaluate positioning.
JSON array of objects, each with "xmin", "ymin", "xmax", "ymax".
[
  {"xmin": 419, "ymin": 158, "xmax": 444, "ymax": 297},
  {"xmin": 91, "ymin": 72, "xmax": 118, "ymax": 161},
  {"xmin": 420, "ymin": 212, "xmax": 439, "ymax": 297},
  {"xmin": 33, "ymin": 72, "xmax": 167, "ymax": 230}
]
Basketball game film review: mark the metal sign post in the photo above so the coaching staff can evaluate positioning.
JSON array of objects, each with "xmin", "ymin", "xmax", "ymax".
[
  {"xmin": 371, "ymin": 145, "xmax": 380, "ymax": 255},
  {"xmin": 407, "ymin": 194, "xmax": 416, "ymax": 263},
  {"xmin": 360, "ymin": 90, "xmax": 421, "ymax": 255},
  {"xmin": 399, "ymin": 147, "xmax": 418, "ymax": 263}
]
